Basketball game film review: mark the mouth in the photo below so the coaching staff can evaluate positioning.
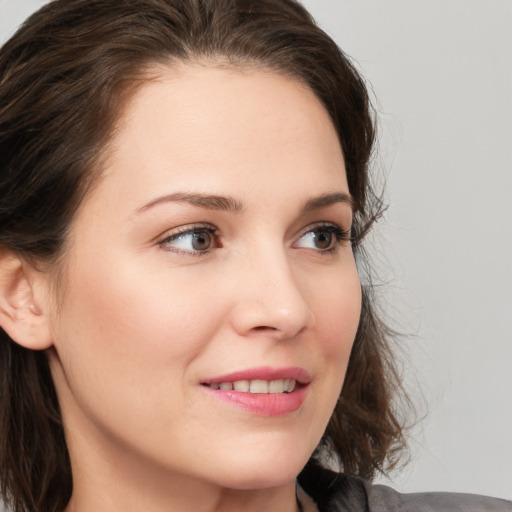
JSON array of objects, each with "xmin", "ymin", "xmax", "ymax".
[{"xmin": 199, "ymin": 366, "xmax": 310, "ymax": 416}]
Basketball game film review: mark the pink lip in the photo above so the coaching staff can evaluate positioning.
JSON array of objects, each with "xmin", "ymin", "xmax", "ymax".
[
  {"xmin": 200, "ymin": 366, "xmax": 310, "ymax": 416},
  {"xmin": 201, "ymin": 366, "xmax": 311, "ymax": 385}
]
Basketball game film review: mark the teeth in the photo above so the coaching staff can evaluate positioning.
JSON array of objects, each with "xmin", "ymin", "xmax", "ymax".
[
  {"xmin": 209, "ymin": 379, "xmax": 297, "ymax": 394},
  {"xmin": 250, "ymin": 380, "xmax": 268, "ymax": 393},
  {"xmin": 233, "ymin": 380, "xmax": 249, "ymax": 392},
  {"xmin": 268, "ymin": 379, "xmax": 284, "ymax": 393}
]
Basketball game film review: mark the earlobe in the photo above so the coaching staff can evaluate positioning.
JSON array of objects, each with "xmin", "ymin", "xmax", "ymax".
[{"xmin": 0, "ymin": 249, "xmax": 53, "ymax": 350}]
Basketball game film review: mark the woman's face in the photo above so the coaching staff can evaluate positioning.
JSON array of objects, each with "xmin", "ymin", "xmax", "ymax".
[{"xmin": 46, "ymin": 64, "xmax": 361, "ymax": 490}]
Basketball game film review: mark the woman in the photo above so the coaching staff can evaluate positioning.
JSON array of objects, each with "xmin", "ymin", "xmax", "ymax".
[{"xmin": 0, "ymin": 1, "xmax": 510, "ymax": 511}]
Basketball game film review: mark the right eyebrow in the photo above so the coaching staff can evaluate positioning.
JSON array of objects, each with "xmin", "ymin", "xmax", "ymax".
[
  {"xmin": 302, "ymin": 192, "xmax": 355, "ymax": 212},
  {"xmin": 136, "ymin": 192, "xmax": 245, "ymax": 214}
]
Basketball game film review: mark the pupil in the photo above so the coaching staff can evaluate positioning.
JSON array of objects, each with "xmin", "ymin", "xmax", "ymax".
[
  {"xmin": 315, "ymin": 231, "xmax": 332, "ymax": 249},
  {"xmin": 192, "ymin": 232, "xmax": 211, "ymax": 250}
]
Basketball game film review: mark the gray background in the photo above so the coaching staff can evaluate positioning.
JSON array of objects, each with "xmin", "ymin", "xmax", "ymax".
[{"xmin": 1, "ymin": 0, "xmax": 511, "ymax": 501}]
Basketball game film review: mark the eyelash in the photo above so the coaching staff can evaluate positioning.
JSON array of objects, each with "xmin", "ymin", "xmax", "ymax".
[
  {"xmin": 158, "ymin": 224, "xmax": 220, "ymax": 257},
  {"xmin": 296, "ymin": 223, "xmax": 352, "ymax": 255},
  {"xmin": 157, "ymin": 222, "xmax": 351, "ymax": 256}
]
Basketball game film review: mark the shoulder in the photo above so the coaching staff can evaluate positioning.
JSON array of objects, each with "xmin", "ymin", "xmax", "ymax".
[
  {"xmin": 366, "ymin": 482, "xmax": 512, "ymax": 512},
  {"xmin": 298, "ymin": 460, "xmax": 512, "ymax": 512}
]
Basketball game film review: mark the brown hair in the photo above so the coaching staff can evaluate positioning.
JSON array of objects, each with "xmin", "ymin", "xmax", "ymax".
[{"xmin": 0, "ymin": 1, "xmax": 407, "ymax": 510}]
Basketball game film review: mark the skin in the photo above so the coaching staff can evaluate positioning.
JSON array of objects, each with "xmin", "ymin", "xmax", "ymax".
[{"xmin": 38, "ymin": 64, "xmax": 362, "ymax": 512}]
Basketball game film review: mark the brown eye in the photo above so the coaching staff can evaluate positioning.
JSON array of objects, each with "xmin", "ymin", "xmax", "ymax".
[
  {"xmin": 311, "ymin": 230, "xmax": 333, "ymax": 250},
  {"xmin": 294, "ymin": 224, "xmax": 349, "ymax": 252},
  {"xmin": 190, "ymin": 231, "xmax": 212, "ymax": 251},
  {"xmin": 160, "ymin": 226, "xmax": 218, "ymax": 254}
]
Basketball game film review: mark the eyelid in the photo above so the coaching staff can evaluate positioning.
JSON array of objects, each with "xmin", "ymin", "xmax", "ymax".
[
  {"xmin": 296, "ymin": 221, "xmax": 351, "ymax": 238},
  {"xmin": 293, "ymin": 222, "xmax": 352, "ymax": 251},
  {"xmin": 157, "ymin": 223, "xmax": 220, "ymax": 256}
]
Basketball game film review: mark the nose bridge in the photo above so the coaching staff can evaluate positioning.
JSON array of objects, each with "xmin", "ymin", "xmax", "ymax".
[{"xmin": 230, "ymin": 237, "xmax": 315, "ymax": 338}]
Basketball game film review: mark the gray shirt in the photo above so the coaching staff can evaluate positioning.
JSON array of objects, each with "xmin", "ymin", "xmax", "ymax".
[{"xmin": 297, "ymin": 462, "xmax": 512, "ymax": 512}]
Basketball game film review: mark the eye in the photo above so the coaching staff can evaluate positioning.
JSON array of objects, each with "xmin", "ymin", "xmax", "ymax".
[
  {"xmin": 294, "ymin": 224, "xmax": 350, "ymax": 252},
  {"xmin": 158, "ymin": 225, "xmax": 220, "ymax": 255}
]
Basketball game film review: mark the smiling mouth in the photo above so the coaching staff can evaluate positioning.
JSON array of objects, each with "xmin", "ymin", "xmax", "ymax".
[
  {"xmin": 200, "ymin": 367, "xmax": 309, "ymax": 415},
  {"xmin": 202, "ymin": 379, "xmax": 297, "ymax": 394}
]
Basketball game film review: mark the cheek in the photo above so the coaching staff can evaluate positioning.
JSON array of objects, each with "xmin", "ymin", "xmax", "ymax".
[
  {"xmin": 59, "ymin": 257, "xmax": 220, "ymax": 358},
  {"xmin": 304, "ymin": 259, "xmax": 361, "ymax": 409},
  {"xmin": 48, "ymin": 256, "xmax": 231, "ymax": 449},
  {"xmin": 295, "ymin": 262, "xmax": 361, "ymax": 455},
  {"xmin": 314, "ymin": 262, "xmax": 362, "ymax": 360},
  {"xmin": 48, "ymin": 254, "xmax": 230, "ymax": 424}
]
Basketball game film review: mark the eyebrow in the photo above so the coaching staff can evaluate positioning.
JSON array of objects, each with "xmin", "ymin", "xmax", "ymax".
[
  {"xmin": 303, "ymin": 192, "xmax": 355, "ymax": 212},
  {"xmin": 136, "ymin": 190, "xmax": 354, "ymax": 215},
  {"xmin": 137, "ymin": 192, "xmax": 245, "ymax": 214}
]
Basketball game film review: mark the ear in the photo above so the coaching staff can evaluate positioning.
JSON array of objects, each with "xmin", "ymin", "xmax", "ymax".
[{"xmin": 0, "ymin": 248, "xmax": 53, "ymax": 350}]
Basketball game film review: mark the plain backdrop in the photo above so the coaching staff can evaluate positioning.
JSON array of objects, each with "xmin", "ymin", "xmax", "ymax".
[{"xmin": 1, "ymin": 0, "xmax": 511, "ymax": 501}]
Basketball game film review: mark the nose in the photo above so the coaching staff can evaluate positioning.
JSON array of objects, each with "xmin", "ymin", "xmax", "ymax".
[{"xmin": 228, "ymin": 246, "xmax": 316, "ymax": 341}]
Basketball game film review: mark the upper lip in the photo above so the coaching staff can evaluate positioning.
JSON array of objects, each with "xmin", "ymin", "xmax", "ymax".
[{"xmin": 201, "ymin": 366, "xmax": 311, "ymax": 385}]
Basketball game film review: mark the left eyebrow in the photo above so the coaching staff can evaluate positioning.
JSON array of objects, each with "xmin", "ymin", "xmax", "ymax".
[
  {"xmin": 302, "ymin": 192, "xmax": 355, "ymax": 212},
  {"xmin": 136, "ymin": 192, "xmax": 245, "ymax": 214}
]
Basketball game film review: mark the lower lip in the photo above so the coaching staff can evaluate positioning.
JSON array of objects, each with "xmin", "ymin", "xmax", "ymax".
[{"xmin": 203, "ymin": 385, "xmax": 308, "ymax": 416}]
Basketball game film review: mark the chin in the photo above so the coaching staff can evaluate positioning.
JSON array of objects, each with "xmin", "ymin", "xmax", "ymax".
[
  {"xmin": 217, "ymin": 469, "xmax": 301, "ymax": 491},
  {"xmin": 208, "ymin": 442, "xmax": 314, "ymax": 490}
]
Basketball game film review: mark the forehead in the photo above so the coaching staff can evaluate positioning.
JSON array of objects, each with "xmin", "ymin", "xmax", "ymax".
[
  {"xmin": 79, "ymin": 63, "xmax": 348, "ymax": 223},
  {"xmin": 111, "ymin": 64, "xmax": 344, "ymax": 181}
]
